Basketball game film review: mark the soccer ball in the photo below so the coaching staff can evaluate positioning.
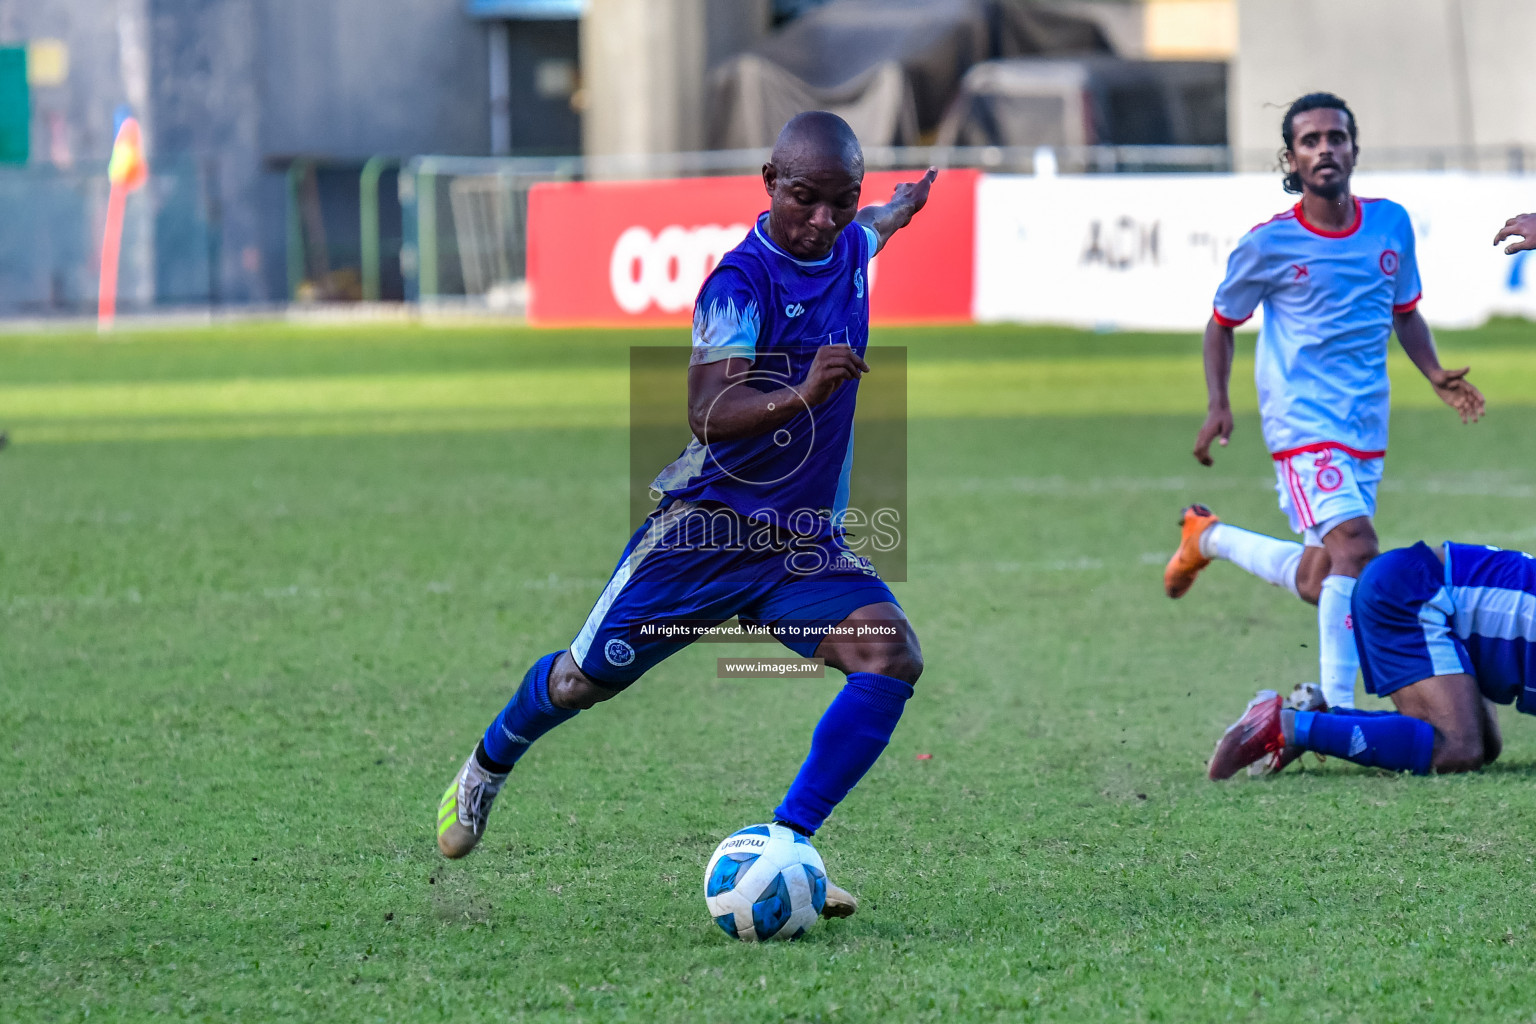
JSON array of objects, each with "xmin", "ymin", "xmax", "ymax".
[{"xmin": 704, "ymin": 823, "xmax": 827, "ymax": 941}]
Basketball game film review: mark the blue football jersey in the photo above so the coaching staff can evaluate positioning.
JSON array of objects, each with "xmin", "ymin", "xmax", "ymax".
[
  {"xmin": 652, "ymin": 213, "xmax": 877, "ymax": 538},
  {"xmin": 1444, "ymin": 542, "xmax": 1536, "ymax": 705}
]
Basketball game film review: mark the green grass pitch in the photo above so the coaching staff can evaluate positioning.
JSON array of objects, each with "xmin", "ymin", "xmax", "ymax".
[{"xmin": 3, "ymin": 319, "xmax": 1536, "ymax": 1022}]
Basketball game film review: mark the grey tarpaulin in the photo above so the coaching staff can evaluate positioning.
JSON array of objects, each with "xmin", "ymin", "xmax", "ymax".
[
  {"xmin": 935, "ymin": 57, "xmax": 1228, "ymax": 148},
  {"xmin": 707, "ymin": 0, "xmax": 1112, "ymax": 149}
]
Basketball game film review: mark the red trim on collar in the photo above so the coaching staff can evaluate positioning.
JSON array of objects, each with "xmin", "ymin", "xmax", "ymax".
[{"xmin": 1294, "ymin": 196, "xmax": 1363, "ymax": 238}]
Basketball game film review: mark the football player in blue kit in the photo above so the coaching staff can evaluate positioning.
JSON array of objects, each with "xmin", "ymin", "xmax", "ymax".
[
  {"xmin": 436, "ymin": 111, "xmax": 938, "ymax": 919},
  {"xmin": 1164, "ymin": 93, "xmax": 1485, "ymax": 716},
  {"xmin": 1209, "ymin": 540, "xmax": 1536, "ymax": 779}
]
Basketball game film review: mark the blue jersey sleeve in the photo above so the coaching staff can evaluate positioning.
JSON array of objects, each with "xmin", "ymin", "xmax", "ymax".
[
  {"xmin": 691, "ymin": 265, "xmax": 762, "ymax": 365},
  {"xmin": 1212, "ymin": 229, "xmax": 1269, "ymax": 327},
  {"xmin": 1392, "ymin": 208, "xmax": 1423, "ymax": 312}
]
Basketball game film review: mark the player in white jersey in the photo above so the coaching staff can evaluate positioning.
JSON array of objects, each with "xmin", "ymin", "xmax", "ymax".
[{"xmin": 1164, "ymin": 93, "xmax": 1484, "ymax": 711}]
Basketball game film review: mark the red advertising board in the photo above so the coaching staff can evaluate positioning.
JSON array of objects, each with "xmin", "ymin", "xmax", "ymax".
[{"xmin": 526, "ymin": 169, "xmax": 977, "ymax": 326}]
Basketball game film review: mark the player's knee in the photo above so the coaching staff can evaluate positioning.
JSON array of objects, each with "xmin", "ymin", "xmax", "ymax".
[
  {"xmin": 548, "ymin": 656, "xmax": 620, "ymax": 710},
  {"xmin": 853, "ymin": 637, "xmax": 923, "ymax": 684},
  {"xmin": 1327, "ymin": 523, "xmax": 1379, "ymax": 576},
  {"xmin": 1339, "ymin": 547, "xmax": 1378, "ymax": 577},
  {"xmin": 1432, "ymin": 735, "xmax": 1485, "ymax": 773},
  {"xmin": 1481, "ymin": 732, "xmax": 1502, "ymax": 765}
]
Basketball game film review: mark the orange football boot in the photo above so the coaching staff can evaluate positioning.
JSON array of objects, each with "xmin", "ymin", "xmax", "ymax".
[{"xmin": 1163, "ymin": 504, "xmax": 1220, "ymax": 599}]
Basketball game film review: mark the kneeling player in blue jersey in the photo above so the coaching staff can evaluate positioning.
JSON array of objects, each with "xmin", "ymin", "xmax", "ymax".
[
  {"xmin": 1208, "ymin": 541, "xmax": 1535, "ymax": 779},
  {"xmin": 435, "ymin": 111, "xmax": 938, "ymax": 918}
]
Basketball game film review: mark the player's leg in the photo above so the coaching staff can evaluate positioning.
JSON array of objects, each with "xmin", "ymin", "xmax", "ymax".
[
  {"xmin": 438, "ymin": 502, "xmax": 727, "ymax": 858},
  {"xmin": 1312, "ymin": 515, "xmax": 1378, "ymax": 710},
  {"xmin": 1209, "ymin": 543, "xmax": 1481, "ymax": 778},
  {"xmin": 773, "ymin": 599, "xmax": 921, "ymax": 828},
  {"xmin": 437, "ymin": 652, "xmax": 612, "ymax": 857},
  {"xmin": 738, "ymin": 544, "xmax": 916, "ymax": 917},
  {"xmin": 1164, "ymin": 505, "xmax": 1308, "ymax": 600},
  {"xmin": 1479, "ymin": 699, "xmax": 1503, "ymax": 765},
  {"xmin": 1302, "ymin": 452, "xmax": 1384, "ymax": 709},
  {"xmin": 772, "ymin": 600, "xmax": 919, "ymax": 918},
  {"xmin": 1381, "ymin": 674, "xmax": 1488, "ymax": 771}
]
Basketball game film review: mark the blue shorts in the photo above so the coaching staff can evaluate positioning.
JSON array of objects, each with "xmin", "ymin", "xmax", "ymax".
[
  {"xmin": 568, "ymin": 500, "xmax": 899, "ymax": 688},
  {"xmin": 1353, "ymin": 542, "xmax": 1476, "ymax": 699}
]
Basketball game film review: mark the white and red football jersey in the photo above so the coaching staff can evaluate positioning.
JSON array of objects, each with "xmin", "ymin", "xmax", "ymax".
[{"xmin": 1213, "ymin": 196, "xmax": 1422, "ymax": 458}]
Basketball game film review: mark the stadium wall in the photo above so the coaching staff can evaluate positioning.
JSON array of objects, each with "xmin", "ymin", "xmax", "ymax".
[
  {"xmin": 1232, "ymin": 0, "xmax": 1536, "ymax": 160},
  {"xmin": 525, "ymin": 169, "xmax": 1536, "ymax": 331},
  {"xmin": 974, "ymin": 172, "xmax": 1536, "ymax": 330}
]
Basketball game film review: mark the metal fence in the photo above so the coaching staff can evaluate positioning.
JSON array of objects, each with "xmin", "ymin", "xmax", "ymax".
[
  {"xmin": 393, "ymin": 143, "xmax": 1536, "ymax": 307},
  {"xmin": 395, "ymin": 144, "xmax": 1240, "ymax": 304},
  {"xmin": 0, "ymin": 157, "xmax": 217, "ymax": 316},
  {"xmin": 3, "ymin": 143, "xmax": 1530, "ymax": 316}
]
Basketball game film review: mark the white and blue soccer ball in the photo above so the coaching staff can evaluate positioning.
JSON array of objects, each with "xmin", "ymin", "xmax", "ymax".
[{"xmin": 704, "ymin": 823, "xmax": 827, "ymax": 941}]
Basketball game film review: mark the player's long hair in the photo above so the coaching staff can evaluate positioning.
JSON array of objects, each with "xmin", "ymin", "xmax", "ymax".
[{"xmin": 1280, "ymin": 92, "xmax": 1358, "ymax": 195}]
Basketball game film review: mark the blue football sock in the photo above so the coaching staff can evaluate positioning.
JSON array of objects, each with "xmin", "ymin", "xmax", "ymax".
[
  {"xmin": 773, "ymin": 672, "xmax": 914, "ymax": 835},
  {"xmin": 1294, "ymin": 709, "xmax": 1434, "ymax": 775},
  {"xmin": 479, "ymin": 651, "xmax": 578, "ymax": 770}
]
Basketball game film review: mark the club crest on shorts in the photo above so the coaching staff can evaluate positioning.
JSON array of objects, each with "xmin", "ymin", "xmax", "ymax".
[
  {"xmin": 1312, "ymin": 449, "xmax": 1344, "ymax": 492},
  {"xmin": 604, "ymin": 638, "xmax": 636, "ymax": 667}
]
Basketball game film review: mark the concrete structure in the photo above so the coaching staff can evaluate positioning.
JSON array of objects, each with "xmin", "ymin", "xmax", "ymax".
[
  {"xmin": 1052, "ymin": 0, "xmax": 1237, "ymax": 60},
  {"xmin": 1232, "ymin": 0, "xmax": 1536, "ymax": 167},
  {"xmin": 581, "ymin": 0, "xmax": 769, "ymax": 157}
]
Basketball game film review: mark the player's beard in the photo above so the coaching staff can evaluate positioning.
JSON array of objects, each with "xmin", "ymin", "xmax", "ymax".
[{"xmin": 1308, "ymin": 176, "xmax": 1347, "ymax": 201}]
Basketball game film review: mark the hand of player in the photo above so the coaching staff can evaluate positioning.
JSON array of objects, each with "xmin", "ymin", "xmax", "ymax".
[
  {"xmin": 1494, "ymin": 213, "xmax": 1536, "ymax": 254},
  {"xmin": 1192, "ymin": 407, "xmax": 1234, "ymax": 466},
  {"xmin": 801, "ymin": 344, "xmax": 869, "ymax": 407},
  {"xmin": 1428, "ymin": 366, "xmax": 1485, "ymax": 424},
  {"xmin": 890, "ymin": 167, "xmax": 938, "ymax": 217}
]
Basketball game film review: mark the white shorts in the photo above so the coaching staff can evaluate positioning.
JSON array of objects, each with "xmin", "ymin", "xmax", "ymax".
[{"xmin": 1271, "ymin": 445, "xmax": 1383, "ymax": 547}]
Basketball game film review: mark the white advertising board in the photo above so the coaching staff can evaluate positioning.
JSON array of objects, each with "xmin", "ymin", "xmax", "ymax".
[{"xmin": 973, "ymin": 172, "xmax": 1536, "ymax": 330}]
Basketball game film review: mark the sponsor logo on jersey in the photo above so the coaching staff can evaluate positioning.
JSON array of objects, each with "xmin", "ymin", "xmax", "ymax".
[
  {"xmin": 604, "ymin": 638, "xmax": 636, "ymax": 667},
  {"xmin": 784, "ymin": 302, "xmax": 805, "ymax": 317},
  {"xmin": 1380, "ymin": 249, "xmax": 1399, "ymax": 275},
  {"xmin": 1290, "ymin": 263, "xmax": 1310, "ymax": 281}
]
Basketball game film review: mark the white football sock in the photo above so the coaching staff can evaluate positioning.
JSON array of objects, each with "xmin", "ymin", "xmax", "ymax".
[
  {"xmin": 1199, "ymin": 523, "xmax": 1304, "ymax": 598},
  {"xmin": 1318, "ymin": 574, "xmax": 1359, "ymax": 709}
]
